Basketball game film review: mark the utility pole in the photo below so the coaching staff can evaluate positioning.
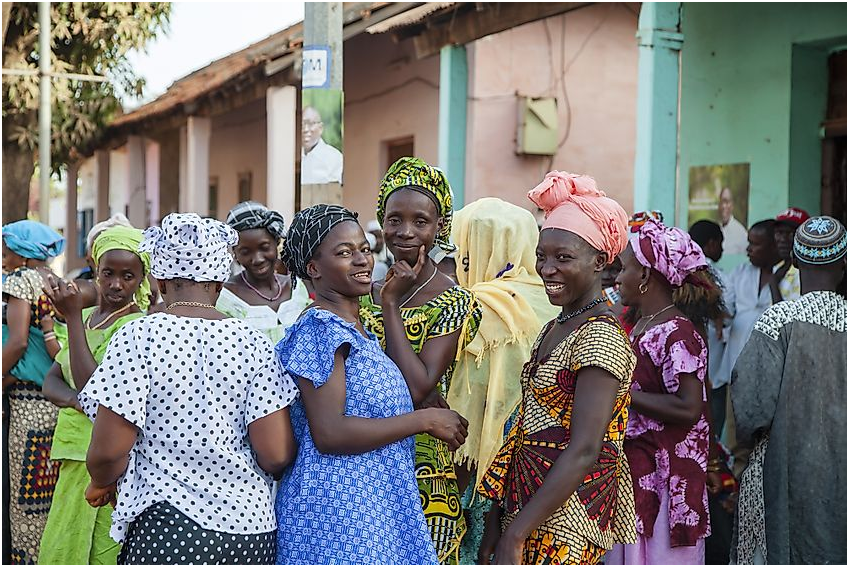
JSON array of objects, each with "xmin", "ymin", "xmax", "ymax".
[
  {"xmin": 305, "ymin": 3, "xmax": 342, "ymax": 90},
  {"xmin": 300, "ymin": 2, "xmax": 344, "ymax": 209},
  {"xmin": 38, "ymin": 1, "xmax": 51, "ymax": 224}
]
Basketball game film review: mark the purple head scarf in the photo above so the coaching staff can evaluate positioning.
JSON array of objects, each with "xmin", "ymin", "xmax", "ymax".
[{"xmin": 630, "ymin": 218, "xmax": 708, "ymax": 287}]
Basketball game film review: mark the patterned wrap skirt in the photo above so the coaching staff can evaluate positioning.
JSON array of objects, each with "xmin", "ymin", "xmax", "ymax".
[{"xmin": 6, "ymin": 382, "xmax": 59, "ymax": 565}]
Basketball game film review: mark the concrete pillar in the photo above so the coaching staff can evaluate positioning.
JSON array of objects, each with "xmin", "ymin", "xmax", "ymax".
[
  {"xmin": 94, "ymin": 149, "xmax": 110, "ymax": 222},
  {"xmin": 178, "ymin": 125, "xmax": 187, "ymax": 212},
  {"xmin": 267, "ymin": 85, "xmax": 298, "ymax": 222},
  {"xmin": 632, "ymin": 2, "xmax": 683, "ymax": 221},
  {"xmin": 180, "ymin": 116, "xmax": 210, "ymax": 215},
  {"xmin": 145, "ymin": 141, "xmax": 160, "ymax": 226},
  {"xmin": 438, "ymin": 45, "xmax": 468, "ymax": 207},
  {"xmin": 108, "ymin": 149, "xmax": 129, "ymax": 218},
  {"xmin": 64, "ymin": 164, "xmax": 84, "ymax": 271},
  {"xmin": 126, "ymin": 135, "xmax": 147, "ymax": 228}
]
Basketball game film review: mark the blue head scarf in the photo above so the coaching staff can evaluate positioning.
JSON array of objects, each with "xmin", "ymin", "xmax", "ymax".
[{"xmin": 2, "ymin": 220, "xmax": 65, "ymax": 260}]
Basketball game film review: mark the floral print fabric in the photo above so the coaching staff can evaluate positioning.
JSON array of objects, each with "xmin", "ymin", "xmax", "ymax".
[{"xmin": 625, "ymin": 316, "xmax": 711, "ymax": 547}]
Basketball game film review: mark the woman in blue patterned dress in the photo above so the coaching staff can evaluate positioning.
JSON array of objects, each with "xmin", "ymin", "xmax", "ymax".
[{"xmin": 274, "ymin": 205, "xmax": 469, "ymax": 565}]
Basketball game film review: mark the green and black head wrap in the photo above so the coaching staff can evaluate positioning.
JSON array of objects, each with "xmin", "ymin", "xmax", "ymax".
[{"xmin": 376, "ymin": 157, "xmax": 456, "ymax": 254}]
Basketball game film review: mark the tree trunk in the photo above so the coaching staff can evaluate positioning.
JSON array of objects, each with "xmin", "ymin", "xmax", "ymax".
[
  {"xmin": 1, "ymin": 3, "xmax": 12, "ymax": 46},
  {"xmin": 2, "ymin": 113, "xmax": 36, "ymax": 224}
]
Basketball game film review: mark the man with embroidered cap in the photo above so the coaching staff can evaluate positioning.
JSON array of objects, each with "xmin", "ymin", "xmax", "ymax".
[
  {"xmin": 730, "ymin": 215, "xmax": 846, "ymax": 565},
  {"xmin": 769, "ymin": 206, "xmax": 810, "ymax": 303}
]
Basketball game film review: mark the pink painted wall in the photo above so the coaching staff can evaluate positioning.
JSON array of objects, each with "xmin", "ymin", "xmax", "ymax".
[
  {"xmin": 342, "ymin": 32, "xmax": 440, "ymax": 221},
  {"xmin": 209, "ymin": 97, "xmax": 268, "ymax": 220},
  {"xmin": 465, "ymin": 3, "xmax": 640, "ymax": 214}
]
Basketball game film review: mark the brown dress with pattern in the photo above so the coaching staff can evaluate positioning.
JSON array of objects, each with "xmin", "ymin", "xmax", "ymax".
[{"xmin": 479, "ymin": 314, "xmax": 637, "ymax": 565}]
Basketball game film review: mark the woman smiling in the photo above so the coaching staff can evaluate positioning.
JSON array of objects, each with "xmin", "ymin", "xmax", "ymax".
[
  {"xmin": 274, "ymin": 204, "xmax": 468, "ymax": 564},
  {"xmin": 360, "ymin": 157, "xmax": 481, "ymax": 564},
  {"xmin": 477, "ymin": 172, "xmax": 636, "ymax": 565},
  {"xmin": 218, "ymin": 201, "xmax": 310, "ymax": 342}
]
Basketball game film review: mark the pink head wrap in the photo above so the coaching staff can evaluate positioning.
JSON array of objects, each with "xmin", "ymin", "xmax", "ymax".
[
  {"xmin": 527, "ymin": 171, "xmax": 629, "ymax": 264},
  {"xmin": 630, "ymin": 217, "xmax": 708, "ymax": 287}
]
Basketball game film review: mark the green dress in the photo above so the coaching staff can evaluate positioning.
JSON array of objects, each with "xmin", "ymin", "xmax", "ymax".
[
  {"xmin": 360, "ymin": 286, "xmax": 481, "ymax": 564},
  {"xmin": 38, "ymin": 306, "xmax": 143, "ymax": 565}
]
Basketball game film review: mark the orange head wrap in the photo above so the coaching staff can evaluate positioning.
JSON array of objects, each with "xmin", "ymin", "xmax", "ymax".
[{"xmin": 527, "ymin": 171, "xmax": 629, "ymax": 264}]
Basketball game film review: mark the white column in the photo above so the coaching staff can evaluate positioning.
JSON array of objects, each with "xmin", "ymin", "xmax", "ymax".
[
  {"xmin": 94, "ymin": 149, "xmax": 110, "ymax": 222},
  {"xmin": 178, "ymin": 125, "xmax": 187, "ymax": 212},
  {"xmin": 145, "ymin": 141, "xmax": 160, "ymax": 226},
  {"xmin": 108, "ymin": 149, "xmax": 129, "ymax": 217},
  {"xmin": 183, "ymin": 116, "xmax": 211, "ymax": 215},
  {"xmin": 266, "ymin": 85, "xmax": 297, "ymax": 221},
  {"xmin": 126, "ymin": 135, "xmax": 147, "ymax": 228}
]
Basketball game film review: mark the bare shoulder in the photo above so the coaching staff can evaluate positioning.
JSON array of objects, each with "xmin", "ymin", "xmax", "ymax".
[{"xmin": 423, "ymin": 271, "xmax": 457, "ymax": 300}]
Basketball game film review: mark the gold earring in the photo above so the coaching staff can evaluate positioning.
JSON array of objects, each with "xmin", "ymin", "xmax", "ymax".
[{"xmin": 639, "ymin": 282, "xmax": 648, "ymax": 295}]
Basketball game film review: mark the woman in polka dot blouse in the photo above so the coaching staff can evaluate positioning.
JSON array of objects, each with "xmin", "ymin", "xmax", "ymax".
[{"xmin": 79, "ymin": 214, "xmax": 298, "ymax": 565}]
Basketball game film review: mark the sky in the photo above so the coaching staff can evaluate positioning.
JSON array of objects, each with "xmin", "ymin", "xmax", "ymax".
[{"xmin": 122, "ymin": 2, "xmax": 305, "ymax": 109}]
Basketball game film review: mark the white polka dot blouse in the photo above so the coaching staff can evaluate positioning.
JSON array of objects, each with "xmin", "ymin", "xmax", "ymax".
[{"xmin": 79, "ymin": 313, "xmax": 298, "ymax": 542}]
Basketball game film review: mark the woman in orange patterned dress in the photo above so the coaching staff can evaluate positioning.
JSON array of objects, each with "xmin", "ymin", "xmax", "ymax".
[{"xmin": 477, "ymin": 172, "xmax": 637, "ymax": 565}]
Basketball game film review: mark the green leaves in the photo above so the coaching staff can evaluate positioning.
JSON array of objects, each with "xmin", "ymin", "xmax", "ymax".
[{"xmin": 3, "ymin": 2, "xmax": 171, "ymax": 172}]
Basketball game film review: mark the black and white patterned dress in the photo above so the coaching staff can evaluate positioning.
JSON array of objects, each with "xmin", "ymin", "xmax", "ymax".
[{"xmin": 731, "ymin": 291, "xmax": 847, "ymax": 565}]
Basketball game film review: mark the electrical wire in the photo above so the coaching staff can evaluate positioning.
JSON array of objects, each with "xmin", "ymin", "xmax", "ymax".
[
  {"xmin": 548, "ymin": 4, "xmax": 614, "ymax": 170},
  {"xmin": 345, "ymin": 76, "xmax": 439, "ymax": 107}
]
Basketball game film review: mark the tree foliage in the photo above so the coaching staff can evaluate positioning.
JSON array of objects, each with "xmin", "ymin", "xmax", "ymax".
[{"xmin": 2, "ymin": 2, "xmax": 171, "ymax": 169}]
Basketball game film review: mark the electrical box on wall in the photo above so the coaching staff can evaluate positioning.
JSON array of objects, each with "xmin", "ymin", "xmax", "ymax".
[{"xmin": 516, "ymin": 96, "xmax": 559, "ymax": 156}]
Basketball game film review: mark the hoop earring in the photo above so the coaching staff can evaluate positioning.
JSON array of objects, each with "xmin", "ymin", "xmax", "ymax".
[{"xmin": 639, "ymin": 282, "xmax": 648, "ymax": 295}]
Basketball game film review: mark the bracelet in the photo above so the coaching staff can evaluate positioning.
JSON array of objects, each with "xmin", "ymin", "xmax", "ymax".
[{"xmin": 43, "ymin": 332, "xmax": 57, "ymax": 342}]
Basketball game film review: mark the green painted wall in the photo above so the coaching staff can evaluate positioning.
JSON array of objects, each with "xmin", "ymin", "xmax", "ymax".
[{"xmin": 677, "ymin": 2, "xmax": 845, "ymax": 268}]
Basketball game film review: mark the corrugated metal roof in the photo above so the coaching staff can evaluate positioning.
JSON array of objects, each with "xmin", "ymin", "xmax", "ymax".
[
  {"xmin": 110, "ymin": 22, "xmax": 304, "ymax": 128},
  {"xmin": 107, "ymin": 2, "xmax": 395, "ymax": 130},
  {"xmin": 365, "ymin": 2, "xmax": 455, "ymax": 33}
]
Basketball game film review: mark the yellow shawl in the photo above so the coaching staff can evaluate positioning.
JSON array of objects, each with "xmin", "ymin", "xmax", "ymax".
[{"xmin": 447, "ymin": 198, "xmax": 559, "ymax": 487}]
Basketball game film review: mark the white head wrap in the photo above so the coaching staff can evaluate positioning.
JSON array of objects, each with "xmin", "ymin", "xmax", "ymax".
[
  {"xmin": 139, "ymin": 213, "xmax": 238, "ymax": 282},
  {"xmin": 86, "ymin": 213, "xmax": 133, "ymax": 253}
]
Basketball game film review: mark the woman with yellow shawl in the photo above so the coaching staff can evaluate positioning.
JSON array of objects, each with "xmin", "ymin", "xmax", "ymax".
[
  {"xmin": 446, "ymin": 198, "xmax": 560, "ymax": 564},
  {"xmin": 38, "ymin": 226, "xmax": 149, "ymax": 564}
]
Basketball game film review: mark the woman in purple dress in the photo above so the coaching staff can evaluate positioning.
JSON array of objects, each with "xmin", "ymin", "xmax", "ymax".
[{"xmin": 608, "ymin": 218, "xmax": 713, "ymax": 564}]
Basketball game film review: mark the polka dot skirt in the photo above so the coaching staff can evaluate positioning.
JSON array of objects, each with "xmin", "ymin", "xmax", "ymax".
[{"xmin": 118, "ymin": 501, "xmax": 275, "ymax": 565}]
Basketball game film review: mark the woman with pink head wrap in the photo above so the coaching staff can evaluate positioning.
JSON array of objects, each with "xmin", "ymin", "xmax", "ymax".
[
  {"xmin": 529, "ymin": 171, "xmax": 630, "ymax": 264},
  {"xmin": 629, "ymin": 217, "xmax": 708, "ymax": 287},
  {"xmin": 607, "ymin": 218, "xmax": 712, "ymax": 565},
  {"xmin": 478, "ymin": 172, "xmax": 637, "ymax": 565}
]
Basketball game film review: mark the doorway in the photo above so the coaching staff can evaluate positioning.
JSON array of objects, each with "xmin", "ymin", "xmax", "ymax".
[{"xmin": 821, "ymin": 49, "xmax": 846, "ymax": 225}]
